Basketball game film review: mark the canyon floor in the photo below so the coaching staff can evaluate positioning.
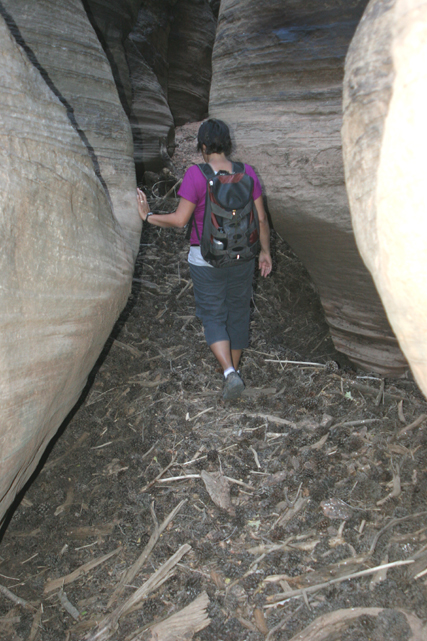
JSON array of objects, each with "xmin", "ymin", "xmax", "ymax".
[
  {"xmin": 1, "ymin": 127, "xmax": 427, "ymax": 640},
  {"xmin": 1, "ymin": 220, "xmax": 427, "ymax": 640}
]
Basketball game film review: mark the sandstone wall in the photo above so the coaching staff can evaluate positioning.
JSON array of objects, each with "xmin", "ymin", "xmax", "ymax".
[
  {"xmin": 210, "ymin": 0, "xmax": 407, "ymax": 374},
  {"xmin": 343, "ymin": 0, "xmax": 427, "ymax": 395},
  {"xmin": 0, "ymin": 1, "xmax": 140, "ymax": 525},
  {"xmin": 86, "ymin": 0, "xmax": 215, "ymax": 174},
  {"xmin": 167, "ymin": 0, "xmax": 216, "ymax": 126}
]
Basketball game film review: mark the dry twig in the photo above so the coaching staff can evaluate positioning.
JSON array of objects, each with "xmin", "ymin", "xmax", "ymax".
[
  {"xmin": 0, "ymin": 584, "xmax": 35, "ymax": 611},
  {"xmin": 134, "ymin": 590, "xmax": 210, "ymax": 641},
  {"xmin": 108, "ymin": 500, "xmax": 186, "ymax": 606},
  {"xmin": 87, "ymin": 545, "xmax": 191, "ymax": 641},
  {"xmin": 265, "ymin": 559, "xmax": 414, "ymax": 605},
  {"xmin": 284, "ymin": 607, "xmax": 427, "ymax": 641},
  {"xmin": 44, "ymin": 547, "xmax": 121, "ymax": 594}
]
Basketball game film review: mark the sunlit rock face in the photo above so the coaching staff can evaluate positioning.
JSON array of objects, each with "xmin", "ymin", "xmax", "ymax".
[
  {"xmin": 343, "ymin": 0, "xmax": 427, "ymax": 396},
  {"xmin": 210, "ymin": 0, "xmax": 407, "ymax": 375},
  {"xmin": 0, "ymin": 1, "xmax": 140, "ymax": 525}
]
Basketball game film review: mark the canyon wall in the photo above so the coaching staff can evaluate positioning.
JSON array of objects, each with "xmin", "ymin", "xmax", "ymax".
[
  {"xmin": 0, "ymin": 0, "xmax": 140, "ymax": 525},
  {"xmin": 85, "ymin": 0, "xmax": 216, "ymax": 174},
  {"xmin": 343, "ymin": 0, "xmax": 427, "ymax": 395},
  {"xmin": 209, "ymin": 0, "xmax": 408, "ymax": 374}
]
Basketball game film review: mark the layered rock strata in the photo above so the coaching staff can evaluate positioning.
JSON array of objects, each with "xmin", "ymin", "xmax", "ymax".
[
  {"xmin": 343, "ymin": 0, "xmax": 427, "ymax": 395},
  {"xmin": 0, "ymin": 1, "xmax": 139, "ymax": 524},
  {"xmin": 167, "ymin": 0, "xmax": 216, "ymax": 126},
  {"xmin": 86, "ymin": 0, "xmax": 215, "ymax": 174},
  {"xmin": 210, "ymin": 0, "xmax": 407, "ymax": 374}
]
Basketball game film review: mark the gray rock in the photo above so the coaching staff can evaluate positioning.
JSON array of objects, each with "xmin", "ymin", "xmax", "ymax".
[
  {"xmin": 0, "ymin": 1, "xmax": 139, "ymax": 524},
  {"xmin": 343, "ymin": 0, "xmax": 427, "ymax": 395},
  {"xmin": 210, "ymin": 0, "xmax": 407, "ymax": 375}
]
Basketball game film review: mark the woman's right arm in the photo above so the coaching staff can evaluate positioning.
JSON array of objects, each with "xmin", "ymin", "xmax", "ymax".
[
  {"xmin": 137, "ymin": 189, "xmax": 195, "ymax": 229},
  {"xmin": 254, "ymin": 195, "xmax": 273, "ymax": 278}
]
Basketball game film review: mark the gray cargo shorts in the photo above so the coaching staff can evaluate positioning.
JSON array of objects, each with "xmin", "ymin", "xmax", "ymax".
[{"xmin": 189, "ymin": 260, "xmax": 255, "ymax": 349}]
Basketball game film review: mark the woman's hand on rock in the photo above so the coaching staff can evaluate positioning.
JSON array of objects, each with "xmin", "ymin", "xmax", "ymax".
[
  {"xmin": 259, "ymin": 250, "xmax": 272, "ymax": 277},
  {"xmin": 137, "ymin": 188, "xmax": 150, "ymax": 221}
]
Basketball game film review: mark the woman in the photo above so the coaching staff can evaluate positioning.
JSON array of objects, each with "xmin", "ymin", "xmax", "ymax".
[{"xmin": 137, "ymin": 119, "xmax": 272, "ymax": 400}]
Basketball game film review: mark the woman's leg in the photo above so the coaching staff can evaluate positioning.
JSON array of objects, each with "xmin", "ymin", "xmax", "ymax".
[
  {"xmin": 210, "ymin": 340, "xmax": 234, "ymax": 370},
  {"xmin": 226, "ymin": 261, "xmax": 255, "ymax": 359},
  {"xmin": 189, "ymin": 264, "xmax": 230, "ymax": 370},
  {"xmin": 231, "ymin": 349, "xmax": 242, "ymax": 370}
]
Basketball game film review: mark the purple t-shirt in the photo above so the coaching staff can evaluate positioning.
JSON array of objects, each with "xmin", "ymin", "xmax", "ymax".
[{"xmin": 178, "ymin": 164, "xmax": 263, "ymax": 245}]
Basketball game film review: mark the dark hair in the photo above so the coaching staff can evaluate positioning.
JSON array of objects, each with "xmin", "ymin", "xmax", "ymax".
[{"xmin": 197, "ymin": 119, "xmax": 232, "ymax": 156}]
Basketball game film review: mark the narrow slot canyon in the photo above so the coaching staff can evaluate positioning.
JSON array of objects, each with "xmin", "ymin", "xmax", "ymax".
[{"xmin": 1, "ymin": 1, "xmax": 427, "ymax": 639}]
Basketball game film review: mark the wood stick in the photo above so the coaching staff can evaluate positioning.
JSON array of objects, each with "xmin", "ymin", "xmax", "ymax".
[
  {"xmin": 87, "ymin": 545, "xmax": 191, "ymax": 641},
  {"xmin": 245, "ymin": 412, "xmax": 296, "ymax": 427},
  {"xmin": 27, "ymin": 605, "xmax": 42, "ymax": 641},
  {"xmin": 0, "ymin": 584, "xmax": 35, "ymax": 611},
  {"xmin": 58, "ymin": 589, "xmax": 80, "ymax": 621},
  {"xmin": 265, "ymin": 359, "xmax": 326, "ymax": 368},
  {"xmin": 139, "ymin": 453, "xmax": 178, "ymax": 493},
  {"xmin": 265, "ymin": 559, "xmax": 414, "ymax": 605},
  {"xmin": 44, "ymin": 547, "xmax": 121, "ymax": 594},
  {"xmin": 108, "ymin": 499, "xmax": 186, "ymax": 607},
  {"xmin": 398, "ymin": 413, "xmax": 427, "ymax": 437}
]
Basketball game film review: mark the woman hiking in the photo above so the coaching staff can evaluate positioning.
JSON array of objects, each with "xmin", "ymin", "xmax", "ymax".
[{"xmin": 137, "ymin": 119, "xmax": 272, "ymax": 400}]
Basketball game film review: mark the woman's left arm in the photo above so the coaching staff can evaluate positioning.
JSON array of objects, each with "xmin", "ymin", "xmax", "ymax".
[
  {"xmin": 137, "ymin": 188, "xmax": 195, "ymax": 229},
  {"xmin": 254, "ymin": 196, "xmax": 272, "ymax": 277}
]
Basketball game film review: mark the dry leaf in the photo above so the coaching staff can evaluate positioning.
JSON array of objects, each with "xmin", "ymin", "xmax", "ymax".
[{"xmin": 200, "ymin": 470, "xmax": 235, "ymax": 515}]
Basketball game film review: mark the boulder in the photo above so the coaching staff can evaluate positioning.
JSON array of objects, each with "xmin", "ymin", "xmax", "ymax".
[
  {"xmin": 342, "ymin": 0, "xmax": 427, "ymax": 395},
  {"xmin": 0, "ymin": 2, "xmax": 140, "ymax": 525},
  {"xmin": 209, "ymin": 0, "xmax": 408, "ymax": 374}
]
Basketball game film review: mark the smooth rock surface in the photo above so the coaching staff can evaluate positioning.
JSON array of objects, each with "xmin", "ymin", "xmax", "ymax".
[
  {"xmin": 86, "ymin": 0, "xmax": 215, "ymax": 173},
  {"xmin": 125, "ymin": 1, "xmax": 176, "ymax": 174},
  {"xmin": 210, "ymin": 0, "xmax": 407, "ymax": 374},
  {"xmin": 0, "ymin": 2, "xmax": 139, "ymax": 524},
  {"xmin": 167, "ymin": 0, "xmax": 216, "ymax": 126},
  {"xmin": 343, "ymin": 0, "xmax": 427, "ymax": 395}
]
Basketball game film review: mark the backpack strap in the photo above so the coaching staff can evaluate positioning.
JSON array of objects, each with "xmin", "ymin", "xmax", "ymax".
[
  {"xmin": 186, "ymin": 164, "xmax": 212, "ymax": 241},
  {"xmin": 231, "ymin": 161, "xmax": 245, "ymax": 174},
  {"xmin": 198, "ymin": 163, "xmax": 215, "ymax": 180}
]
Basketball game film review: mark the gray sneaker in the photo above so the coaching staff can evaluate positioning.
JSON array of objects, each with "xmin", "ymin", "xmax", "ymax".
[{"xmin": 223, "ymin": 371, "xmax": 245, "ymax": 400}]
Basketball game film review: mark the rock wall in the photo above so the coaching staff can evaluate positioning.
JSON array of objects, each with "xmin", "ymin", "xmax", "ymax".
[
  {"xmin": 167, "ymin": 0, "xmax": 216, "ymax": 126},
  {"xmin": 86, "ymin": 0, "xmax": 215, "ymax": 174},
  {"xmin": 209, "ymin": 0, "xmax": 408, "ymax": 374},
  {"xmin": 0, "ymin": 0, "xmax": 140, "ymax": 525},
  {"xmin": 342, "ymin": 0, "xmax": 427, "ymax": 395}
]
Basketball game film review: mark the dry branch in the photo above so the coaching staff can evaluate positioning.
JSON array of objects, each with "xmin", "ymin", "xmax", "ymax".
[
  {"xmin": 265, "ymin": 559, "xmax": 414, "ymax": 605},
  {"xmin": 0, "ymin": 584, "xmax": 35, "ymax": 611},
  {"xmin": 108, "ymin": 500, "xmax": 186, "ymax": 607},
  {"xmin": 140, "ymin": 454, "xmax": 178, "ymax": 493},
  {"xmin": 134, "ymin": 591, "xmax": 210, "ymax": 641},
  {"xmin": 44, "ymin": 547, "xmax": 121, "ymax": 594},
  {"xmin": 285, "ymin": 607, "xmax": 427, "ymax": 641},
  {"xmin": 398, "ymin": 414, "xmax": 427, "ymax": 437},
  {"xmin": 27, "ymin": 605, "xmax": 42, "ymax": 641},
  {"xmin": 87, "ymin": 545, "xmax": 191, "ymax": 641},
  {"xmin": 245, "ymin": 412, "xmax": 296, "ymax": 427},
  {"xmin": 58, "ymin": 589, "xmax": 80, "ymax": 620}
]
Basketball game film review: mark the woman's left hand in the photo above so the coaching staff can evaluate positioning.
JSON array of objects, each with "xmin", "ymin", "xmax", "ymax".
[
  {"xmin": 259, "ymin": 250, "xmax": 273, "ymax": 277},
  {"xmin": 137, "ymin": 188, "xmax": 150, "ymax": 221}
]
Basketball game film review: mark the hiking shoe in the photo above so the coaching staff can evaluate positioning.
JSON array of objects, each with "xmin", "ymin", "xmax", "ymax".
[{"xmin": 223, "ymin": 371, "xmax": 245, "ymax": 400}]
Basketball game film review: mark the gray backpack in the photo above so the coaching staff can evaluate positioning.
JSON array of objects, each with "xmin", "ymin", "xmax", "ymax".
[{"xmin": 189, "ymin": 162, "xmax": 260, "ymax": 268}]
